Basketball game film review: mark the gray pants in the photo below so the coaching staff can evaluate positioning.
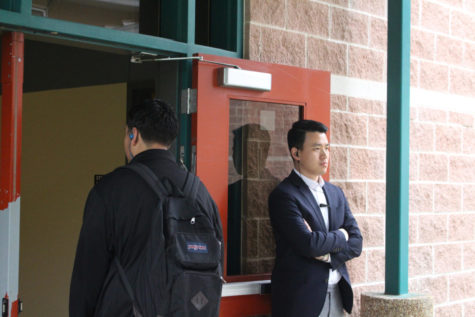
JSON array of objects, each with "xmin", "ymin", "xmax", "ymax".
[{"xmin": 318, "ymin": 284, "xmax": 345, "ymax": 317}]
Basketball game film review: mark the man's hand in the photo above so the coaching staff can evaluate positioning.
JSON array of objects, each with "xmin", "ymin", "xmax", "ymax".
[
  {"xmin": 315, "ymin": 254, "xmax": 330, "ymax": 262},
  {"xmin": 339, "ymin": 228, "xmax": 349, "ymax": 241},
  {"xmin": 303, "ymin": 219, "xmax": 330, "ymax": 262},
  {"xmin": 303, "ymin": 219, "xmax": 312, "ymax": 231}
]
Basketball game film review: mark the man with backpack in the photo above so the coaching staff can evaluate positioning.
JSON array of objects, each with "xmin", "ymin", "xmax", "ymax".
[{"xmin": 70, "ymin": 99, "xmax": 224, "ymax": 317}]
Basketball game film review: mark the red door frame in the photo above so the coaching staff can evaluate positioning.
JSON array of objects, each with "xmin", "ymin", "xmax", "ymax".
[
  {"xmin": 1, "ymin": 31, "xmax": 24, "ymax": 317},
  {"xmin": 192, "ymin": 54, "xmax": 330, "ymax": 316}
]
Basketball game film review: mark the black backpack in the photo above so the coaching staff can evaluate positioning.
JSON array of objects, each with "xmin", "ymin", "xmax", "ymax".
[{"xmin": 115, "ymin": 162, "xmax": 223, "ymax": 317}]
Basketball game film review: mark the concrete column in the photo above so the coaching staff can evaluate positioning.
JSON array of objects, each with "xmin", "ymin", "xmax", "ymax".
[{"xmin": 361, "ymin": 293, "xmax": 433, "ymax": 317}]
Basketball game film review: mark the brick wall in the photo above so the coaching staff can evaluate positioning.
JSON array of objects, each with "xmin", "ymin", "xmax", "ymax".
[{"xmin": 244, "ymin": 0, "xmax": 475, "ymax": 316}]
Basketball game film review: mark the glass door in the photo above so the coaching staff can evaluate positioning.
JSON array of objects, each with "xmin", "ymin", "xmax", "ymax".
[{"xmin": 192, "ymin": 54, "xmax": 330, "ymax": 316}]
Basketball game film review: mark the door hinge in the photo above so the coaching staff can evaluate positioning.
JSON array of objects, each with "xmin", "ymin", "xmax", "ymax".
[{"xmin": 181, "ymin": 88, "xmax": 197, "ymax": 114}]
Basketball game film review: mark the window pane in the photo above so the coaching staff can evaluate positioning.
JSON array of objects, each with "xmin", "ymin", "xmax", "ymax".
[
  {"xmin": 195, "ymin": 0, "xmax": 237, "ymax": 51},
  {"xmin": 227, "ymin": 100, "xmax": 301, "ymax": 276},
  {"xmin": 32, "ymin": 0, "xmax": 141, "ymax": 33}
]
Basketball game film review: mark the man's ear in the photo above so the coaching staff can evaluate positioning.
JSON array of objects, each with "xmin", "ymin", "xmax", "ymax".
[
  {"xmin": 291, "ymin": 147, "xmax": 299, "ymax": 161},
  {"xmin": 131, "ymin": 127, "xmax": 139, "ymax": 144}
]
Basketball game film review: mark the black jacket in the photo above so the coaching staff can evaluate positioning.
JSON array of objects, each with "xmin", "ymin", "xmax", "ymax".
[{"xmin": 69, "ymin": 149, "xmax": 222, "ymax": 317}]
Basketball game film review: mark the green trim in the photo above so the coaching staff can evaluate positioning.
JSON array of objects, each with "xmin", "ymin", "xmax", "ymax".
[
  {"xmin": 0, "ymin": 10, "xmax": 188, "ymax": 54},
  {"xmin": 0, "ymin": 0, "xmax": 20, "ymax": 12},
  {"xmin": 385, "ymin": 0, "xmax": 411, "ymax": 296},
  {"xmin": 236, "ymin": 0, "xmax": 243, "ymax": 57},
  {"xmin": 186, "ymin": 0, "xmax": 196, "ymax": 46},
  {"xmin": 0, "ymin": 9, "xmax": 241, "ymax": 58},
  {"xmin": 20, "ymin": 0, "xmax": 30, "ymax": 15},
  {"xmin": 192, "ymin": 43, "xmax": 240, "ymax": 57},
  {"xmin": 176, "ymin": 60, "xmax": 193, "ymax": 168},
  {"xmin": 176, "ymin": 0, "xmax": 242, "ymax": 168},
  {"xmin": 174, "ymin": 0, "xmax": 196, "ymax": 168}
]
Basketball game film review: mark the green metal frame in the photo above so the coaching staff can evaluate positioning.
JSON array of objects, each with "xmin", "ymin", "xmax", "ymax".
[
  {"xmin": 385, "ymin": 0, "xmax": 411, "ymax": 295},
  {"xmin": 0, "ymin": 9, "xmax": 241, "ymax": 58},
  {"xmin": 0, "ymin": 0, "xmax": 242, "ymax": 56},
  {"xmin": 0, "ymin": 0, "xmax": 243, "ymax": 167}
]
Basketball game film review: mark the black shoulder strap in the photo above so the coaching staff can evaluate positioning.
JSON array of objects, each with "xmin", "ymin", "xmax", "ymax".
[
  {"xmin": 114, "ymin": 257, "xmax": 136, "ymax": 301},
  {"xmin": 182, "ymin": 171, "xmax": 201, "ymax": 201},
  {"xmin": 126, "ymin": 162, "xmax": 201, "ymax": 201},
  {"xmin": 114, "ymin": 257, "xmax": 143, "ymax": 317},
  {"xmin": 125, "ymin": 162, "xmax": 168, "ymax": 198}
]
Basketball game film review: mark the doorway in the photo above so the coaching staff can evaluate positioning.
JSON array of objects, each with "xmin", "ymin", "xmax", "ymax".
[{"xmin": 16, "ymin": 37, "xmax": 180, "ymax": 316}]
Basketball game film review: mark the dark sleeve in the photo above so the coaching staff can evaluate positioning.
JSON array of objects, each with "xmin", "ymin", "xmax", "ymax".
[
  {"xmin": 269, "ymin": 188, "xmax": 347, "ymax": 258},
  {"xmin": 330, "ymin": 187, "xmax": 363, "ymax": 270},
  {"xmin": 70, "ymin": 187, "xmax": 112, "ymax": 317}
]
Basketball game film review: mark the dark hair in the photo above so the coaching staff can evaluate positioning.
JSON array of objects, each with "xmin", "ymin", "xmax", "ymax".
[
  {"xmin": 287, "ymin": 119, "xmax": 328, "ymax": 151},
  {"xmin": 126, "ymin": 99, "xmax": 178, "ymax": 146}
]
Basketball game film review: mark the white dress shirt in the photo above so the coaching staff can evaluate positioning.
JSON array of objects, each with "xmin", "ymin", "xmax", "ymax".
[{"xmin": 294, "ymin": 169, "xmax": 342, "ymax": 285}]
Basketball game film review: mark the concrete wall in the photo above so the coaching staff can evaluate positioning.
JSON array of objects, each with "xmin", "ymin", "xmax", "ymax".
[
  {"xmin": 244, "ymin": 0, "xmax": 475, "ymax": 316},
  {"xmin": 19, "ymin": 83, "xmax": 126, "ymax": 316}
]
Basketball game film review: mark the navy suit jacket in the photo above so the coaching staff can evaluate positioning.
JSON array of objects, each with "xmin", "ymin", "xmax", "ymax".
[{"xmin": 268, "ymin": 171, "xmax": 363, "ymax": 317}]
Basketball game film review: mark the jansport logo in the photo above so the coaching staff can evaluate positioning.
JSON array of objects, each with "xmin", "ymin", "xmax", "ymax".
[{"xmin": 187, "ymin": 242, "xmax": 208, "ymax": 253}]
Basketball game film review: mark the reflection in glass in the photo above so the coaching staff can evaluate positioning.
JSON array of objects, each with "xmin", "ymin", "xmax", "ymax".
[
  {"xmin": 32, "ymin": 0, "xmax": 140, "ymax": 33},
  {"xmin": 227, "ymin": 100, "xmax": 300, "ymax": 275}
]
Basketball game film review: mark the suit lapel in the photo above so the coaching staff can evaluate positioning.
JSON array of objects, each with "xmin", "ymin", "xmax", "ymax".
[{"xmin": 289, "ymin": 171, "xmax": 327, "ymax": 231}]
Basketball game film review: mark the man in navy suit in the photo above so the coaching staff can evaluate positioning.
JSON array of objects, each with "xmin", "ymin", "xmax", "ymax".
[{"xmin": 268, "ymin": 120, "xmax": 363, "ymax": 317}]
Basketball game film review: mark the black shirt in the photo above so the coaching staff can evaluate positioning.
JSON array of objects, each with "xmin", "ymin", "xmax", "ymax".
[{"xmin": 69, "ymin": 149, "xmax": 222, "ymax": 316}]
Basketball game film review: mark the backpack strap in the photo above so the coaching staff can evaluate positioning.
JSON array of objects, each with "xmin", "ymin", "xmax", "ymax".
[
  {"xmin": 114, "ymin": 257, "xmax": 143, "ymax": 317},
  {"xmin": 125, "ymin": 162, "xmax": 169, "ymax": 198},
  {"xmin": 182, "ymin": 171, "xmax": 201, "ymax": 201},
  {"xmin": 126, "ymin": 162, "xmax": 201, "ymax": 202},
  {"xmin": 114, "ymin": 257, "xmax": 136, "ymax": 301}
]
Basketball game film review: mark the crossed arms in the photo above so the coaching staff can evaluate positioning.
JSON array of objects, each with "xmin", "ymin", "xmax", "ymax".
[
  {"xmin": 269, "ymin": 187, "xmax": 362, "ymax": 270},
  {"xmin": 303, "ymin": 219, "xmax": 349, "ymax": 262}
]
